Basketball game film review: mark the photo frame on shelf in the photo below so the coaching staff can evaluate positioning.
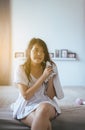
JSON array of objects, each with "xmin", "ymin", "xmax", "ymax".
[
  {"xmin": 68, "ymin": 53, "xmax": 76, "ymax": 58},
  {"xmin": 61, "ymin": 49, "xmax": 68, "ymax": 58},
  {"xmin": 15, "ymin": 52, "xmax": 24, "ymax": 58},
  {"xmin": 55, "ymin": 49, "xmax": 59, "ymax": 57}
]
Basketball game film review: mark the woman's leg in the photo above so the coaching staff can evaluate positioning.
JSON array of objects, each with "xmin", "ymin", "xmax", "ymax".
[
  {"xmin": 31, "ymin": 103, "xmax": 56, "ymax": 130},
  {"xmin": 21, "ymin": 103, "xmax": 57, "ymax": 130},
  {"xmin": 21, "ymin": 110, "xmax": 35, "ymax": 127},
  {"xmin": 21, "ymin": 111, "xmax": 52, "ymax": 130}
]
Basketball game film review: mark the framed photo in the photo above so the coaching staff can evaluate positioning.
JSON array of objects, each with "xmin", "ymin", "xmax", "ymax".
[
  {"xmin": 61, "ymin": 49, "xmax": 68, "ymax": 58},
  {"xmin": 15, "ymin": 52, "xmax": 24, "ymax": 58},
  {"xmin": 55, "ymin": 49, "xmax": 59, "ymax": 57},
  {"xmin": 49, "ymin": 53, "xmax": 54, "ymax": 58},
  {"xmin": 68, "ymin": 53, "xmax": 76, "ymax": 58}
]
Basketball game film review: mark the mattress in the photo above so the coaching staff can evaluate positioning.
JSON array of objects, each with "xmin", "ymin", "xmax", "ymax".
[
  {"xmin": 0, "ymin": 86, "xmax": 85, "ymax": 130},
  {"xmin": 0, "ymin": 106, "xmax": 85, "ymax": 130}
]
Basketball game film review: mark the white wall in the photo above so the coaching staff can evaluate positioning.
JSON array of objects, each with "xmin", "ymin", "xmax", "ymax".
[{"xmin": 11, "ymin": 0, "xmax": 85, "ymax": 87}]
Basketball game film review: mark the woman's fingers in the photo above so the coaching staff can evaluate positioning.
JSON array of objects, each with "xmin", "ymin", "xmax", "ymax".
[
  {"xmin": 43, "ymin": 66, "xmax": 53, "ymax": 79},
  {"xmin": 46, "ymin": 67, "xmax": 53, "ymax": 74}
]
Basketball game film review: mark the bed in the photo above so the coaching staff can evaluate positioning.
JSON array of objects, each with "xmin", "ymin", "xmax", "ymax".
[{"xmin": 0, "ymin": 86, "xmax": 85, "ymax": 130}]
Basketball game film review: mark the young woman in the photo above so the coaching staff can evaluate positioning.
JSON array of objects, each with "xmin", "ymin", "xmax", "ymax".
[{"xmin": 11, "ymin": 38, "xmax": 64, "ymax": 130}]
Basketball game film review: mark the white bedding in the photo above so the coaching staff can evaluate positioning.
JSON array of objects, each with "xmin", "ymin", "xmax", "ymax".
[{"xmin": 0, "ymin": 86, "xmax": 85, "ymax": 108}]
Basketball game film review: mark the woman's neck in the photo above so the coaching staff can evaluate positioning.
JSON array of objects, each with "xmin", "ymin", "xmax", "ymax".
[
  {"xmin": 30, "ymin": 64, "xmax": 43, "ymax": 78},
  {"xmin": 31, "ymin": 62, "xmax": 42, "ymax": 68}
]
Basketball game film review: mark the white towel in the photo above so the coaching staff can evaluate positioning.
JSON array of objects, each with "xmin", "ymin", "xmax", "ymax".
[{"xmin": 45, "ymin": 61, "xmax": 64, "ymax": 99}]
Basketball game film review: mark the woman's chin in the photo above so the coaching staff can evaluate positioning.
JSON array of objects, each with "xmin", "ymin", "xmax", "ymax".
[{"xmin": 34, "ymin": 60, "xmax": 42, "ymax": 64}]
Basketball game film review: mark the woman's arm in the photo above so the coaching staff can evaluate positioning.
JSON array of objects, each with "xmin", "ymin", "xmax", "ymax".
[
  {"xmin": 17, "ymin": 66, "xmax": 53, "ymax": 100},
  {"xmin": 46, "ymin": 77, "xmax": 56, "ymax": 99},
  {"xmin": 18, "ymin": 74, "xmax": 45, "ymax": 100}
]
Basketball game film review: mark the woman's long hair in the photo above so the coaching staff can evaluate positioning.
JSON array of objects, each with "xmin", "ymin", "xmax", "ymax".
[{"xmin": 23, "ymin": 38, "xmax": 52, "ymax": 81}]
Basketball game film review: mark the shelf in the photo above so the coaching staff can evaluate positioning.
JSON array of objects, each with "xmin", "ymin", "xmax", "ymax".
[
  {"xmin": 52, "ymin": 58, "xmax": 77, "ymax": 61},
  {"xmin": 14, "ymin": 57, "xmax": 77, "ymax": 61}
]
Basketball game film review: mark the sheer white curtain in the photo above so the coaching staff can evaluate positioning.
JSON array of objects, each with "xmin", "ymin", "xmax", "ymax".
[{"xmin": 0, "ymin": 0, "xmax": 11, "ymax": 85}]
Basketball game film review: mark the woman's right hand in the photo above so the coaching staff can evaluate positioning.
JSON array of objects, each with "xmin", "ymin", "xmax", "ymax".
[{"xmin": 42, "ymin": 66, "xmax": 53, "ymax": 80}]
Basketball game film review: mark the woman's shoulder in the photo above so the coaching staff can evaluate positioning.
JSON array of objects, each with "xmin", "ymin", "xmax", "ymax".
[
  {"xmin": 15, "ymin": 65, "xmax": 25, "ymax": 76},
  {"xmin": 14, "ymin": 65, "xmax": 29, "ymax": 85}
]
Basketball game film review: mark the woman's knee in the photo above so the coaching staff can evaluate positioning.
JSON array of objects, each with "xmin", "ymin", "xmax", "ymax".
[{"xmin": 35, "ymin": 103, "xmax": 56, "ymax": 119}]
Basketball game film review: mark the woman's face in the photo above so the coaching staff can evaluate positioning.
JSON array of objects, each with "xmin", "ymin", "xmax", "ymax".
[{"xmin": 30, "ymin": 44, "xmax": 45, "ymax": 64}]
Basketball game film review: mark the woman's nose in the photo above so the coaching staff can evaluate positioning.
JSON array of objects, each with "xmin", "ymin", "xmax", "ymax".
[{"xmin": 37, "ymin": 51, "xmax": 41, "ymax": 55}]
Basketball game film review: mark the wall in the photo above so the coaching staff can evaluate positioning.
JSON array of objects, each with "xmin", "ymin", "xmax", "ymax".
[{"xmin": 11, "ymin": 0, "xmax": 85, "ymax": 87}]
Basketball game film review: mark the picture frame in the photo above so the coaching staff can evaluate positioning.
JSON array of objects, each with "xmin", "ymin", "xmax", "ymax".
[
  {"xmin": 61, "ymin": 49, "xmax": 68, "ymax": 58},
  {"xmin": 15, "ymin": 52, "xmax": 24, "ymax": 58},
  {"xmin": 68, "ymin": 53, "xmax": 76, "ymax": 58},
  {"xmin": 55, "ymin": 49, "xmax": 59, "ymax": 57}
]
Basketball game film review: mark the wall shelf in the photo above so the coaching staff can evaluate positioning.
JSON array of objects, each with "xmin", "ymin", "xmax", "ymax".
[
  {"xmin": 52, "ymin": 58, "xmax": 77, "ymax": 61},
  {"xmin": 14, "ymin": 57, "xmax": 77, "ymax": 61}
]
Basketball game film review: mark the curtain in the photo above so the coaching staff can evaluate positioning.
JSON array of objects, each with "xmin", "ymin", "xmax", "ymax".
[{"xmin": 0, "ymin": 0, "xmax": 11, "ymax": 85}]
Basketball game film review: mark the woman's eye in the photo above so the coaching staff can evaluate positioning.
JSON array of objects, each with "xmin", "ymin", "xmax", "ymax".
[
  {"xmin": 32, "ymin": 48, "xmax": 44, "ymax": 54},
  {"xmin": 34, "ymin": 49, "xmax": 38, "ymax": 52}
]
